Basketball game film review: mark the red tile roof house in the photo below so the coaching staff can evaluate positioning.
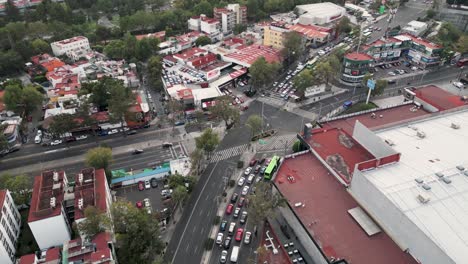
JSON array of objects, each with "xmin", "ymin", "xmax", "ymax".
[{"xmin": 28, "ymin": 168, "xmax": 112, "ymax": 250}]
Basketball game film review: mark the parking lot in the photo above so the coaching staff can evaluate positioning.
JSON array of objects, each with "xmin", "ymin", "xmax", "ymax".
[
  {"xmin": 371, "ymin": 60, "xmax": 428, "ymax": 82},
  {"xmin": 162, "ymin": 63, "xmax": 208, "ymax": 88}
]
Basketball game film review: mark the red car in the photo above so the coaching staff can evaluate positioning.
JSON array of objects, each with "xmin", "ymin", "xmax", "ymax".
[
  {"xmin": 240, "ymin": 105, "xmax": 249, "ymax": 111},
  {"xmin": 226, "ymin": 203, "xmax": 234, "ymax": 215},
  {"xmin": 138, "ymin": 181, "xmax": 145, "ymax": 191},
  {"xmin": 249, "ymin": 159, "xmax": 257, "ymax": 166},
  {"xmin": 135, "ymin": 201, "xmax": 143, "ymax": 208},
  {"xmin": 235, "ymin": 228, "xmax": 244, "ymax": 242}
]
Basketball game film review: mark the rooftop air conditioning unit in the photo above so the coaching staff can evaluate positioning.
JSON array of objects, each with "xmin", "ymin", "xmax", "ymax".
[
  {"xmin": 417, "ymin": 131, "xmax": 426, "ymax": 138},
  {"xmin": 435, "ymin": 172, "xmax": 444, "ymax": 178},
  {"xmin": 417, "ymin": 193, "xmax": 430, "ymax": 204},
  {"xmin": 53, "ymin": 171, "xmax": 59, "ymax": 182},
  {"xmin": 385, "ymin": 139, "xmax": 395, "ymax": 146},
  {"xmin": 451, "ymin": 123, "xmax": 460, "ymax": 129}
]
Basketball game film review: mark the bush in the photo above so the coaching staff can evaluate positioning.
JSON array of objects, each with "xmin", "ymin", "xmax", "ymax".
[
  {"xmin": 213, "ymin": 215, "xmax": 221, "ymax": 225},
  {"xmin": 292, "ymin": 141, "xmax": 303, "ymax": 153},
  {"xmin": 237, "ymin": 160, "xmax": 244, "ymax": 168},
  {"xmin": 204, "ymin": 238, "xmax": 214, "ymax": 250},
  {"xmin": 229, "ymin": 180, "xmax": 235, "ymax": 188}
]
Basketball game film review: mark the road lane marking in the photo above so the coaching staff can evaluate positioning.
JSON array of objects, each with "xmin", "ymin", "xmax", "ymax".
[
  {"xmin": 171, "ymin": 161, "xmax": 220, "ymax": 264},
  {"xmin": 44, "ymin": 148, "xmax": 67, "ymax": 154}
]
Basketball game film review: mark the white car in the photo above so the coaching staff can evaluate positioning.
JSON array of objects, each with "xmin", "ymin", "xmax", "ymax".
[
  {"xmin": 161, "ymin": 189, "xmax": 173, "ymax": 196},
  {"xmin": 244, "ymin": 167, "xmax": 252, "ymax": 176},
  {"xmin": 36, "ymin": 130, "xmax": 43, "ymax": 137},
  {"xmin": 388, "ymin": 72, "xmax": 396, "ymax": 76},
  {"xmin": 143, "ymin": 198, "xmax": 151, "ymax": 208},
  {"xmin": 241, "ymin": 186, "xmax": 250, "ymax": 196},
  {"xmin": 145, "ymin": 180, "xmax": 151, "ymax": 189},
  {"xmin": 244, "ymin": 231, "xmax": 252, "ymax": 244},
  {"xmin": 76, "ymin": 135, "xmax": 88, "ymax": 141},
  {"xmin": 238, "ymin": 177, "xmax": 246, "ymax": 186},
  {"xmin": 50, "ymin": 139, "xmax": 62, "ymax": 146},
  {"xmin": 220, "ymin": 250, "xmax": 228, "ymax": 263},
  {"xmin": 216, "ymin": 232, "xmax": 224, "ymax": 245},
  {"xmin": 108, "ymin": 129, "xmax": 118, "ymax": 135},
  {"xmin": 453, "ymin": 81, "xmax": 464, "ymax": 89}
]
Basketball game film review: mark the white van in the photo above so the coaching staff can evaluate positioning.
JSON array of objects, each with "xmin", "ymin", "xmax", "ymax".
[
  {"xmin": 34, "ymin": 135, "xmax": 42, "ymax": 144},
  {"xmin": 230, "ymin": 246, "xmax": 239, "ymax": 263}
]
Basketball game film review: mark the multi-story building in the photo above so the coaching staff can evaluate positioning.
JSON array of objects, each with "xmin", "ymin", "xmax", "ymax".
[
  {"xmin": 28, "ymin": 168, "xmax": 112, "ymax": 250},
  {"xmin": 213, "ymin": 4, "xmax": 247, "ymax": 34},
  {"xmin": 50, "ymin": 36, "xmax": 91, "ymax": 57},
  {"xmin": 188, "ymin": 14, "xmax": 222, "ymax": 41},
  {"xmin": 263, "ymin": 22, "xmax": 290, "ymax": 50},
  {"xmin": 0, "ymin": 190, "xmax": 21, "ymax": 264},
  {"xmin": 341, "ymin": 52, "xmax": 373, "ymax": 83}
]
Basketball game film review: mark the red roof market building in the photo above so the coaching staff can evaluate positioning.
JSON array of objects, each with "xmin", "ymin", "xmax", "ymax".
[{"xmin": 224, "ymin": 44, "xmax": 282, "ymax": 67}]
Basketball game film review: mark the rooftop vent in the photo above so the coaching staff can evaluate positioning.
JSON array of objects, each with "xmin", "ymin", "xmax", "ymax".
[
  {"xmin": 53, "ymin": 171, "xmax": 59, "ymax": 182},
  {"xmin": 417, "ymin": 193, "xmax": 430, "ymax": 204},
  {"xmin": 456, "ymin": 166, "xmax": 465, "ymax": 171},
  {"xmin": 385, "ymin": 139, "xmax": 395, "ymax": 146},
  {"xmin": 422, "ymin": 183, "xmax": 431, "ymax": 190},
  {"xmin": 50, "ymin": 197, "xmax": 56, "ymax": 208},
  {"xmin": 415, "ymin": 178, "xmax": 424, "ymax": 184},
  {"xmin": 435, "ymin": 172, "xmax": 444, "ymax": 178},
  {"xmin": 417, "ymin": 131, "xmax": 426, "ymax": 139},
  {"xmin": 451, "ymin": 123, "xmax": 460, "ymax": 129},
  {"xmin": 442, "ymin": 177, "xmax": 452, "ymax": 184}
]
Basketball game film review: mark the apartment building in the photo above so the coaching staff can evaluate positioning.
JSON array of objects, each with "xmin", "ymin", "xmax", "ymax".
[
  {"xmin": 0, "ymin": 190, "xmax": 21, "ymax": 264},
  {"xmin": 50, "ymin": 36, "xmax": 91, "ymax": 57},
  {"xmin": 213, "ymin": 4, "xmax": 247, "ymax": 34},
  {"xmin": 263, "ymin": 22, "xmax": 290, "ymax": 50}
]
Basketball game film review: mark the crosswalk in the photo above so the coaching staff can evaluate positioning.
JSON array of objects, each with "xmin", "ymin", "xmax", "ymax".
[
  {"xmin": 209, "ymin": 144, "xmax": 249, "ymax": 163},
  {"xmin": 256, "ymin": 134, "xmax": 297, "ymax": 152}
]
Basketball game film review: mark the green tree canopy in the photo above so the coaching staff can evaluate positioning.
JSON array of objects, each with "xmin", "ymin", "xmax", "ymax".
[
  {"xmin": 31, "ymin": 38, "xmax": 50, "ymax": 54},
  {"xmin": 195, "ymin": 128, "xmax": 220, "ymax": 156},
  {"xmin": 173, "ymin": 185, "xmax": 189, "ymax": 205},
  {"xmin": 0, "ymin": 173, "xmax": 32, "ymax": 205},
  {"xmin": 293, "ymin": 69, "xmax": 316, "ymax": 97},
  {"xmin": 249, "ymin": 57, "xmax": 281, "ymax": 90},
  {"xmin": 210, "ymin": 95, "xmax": 240, "ymax": 129},
  {"xmin": 77, "ymin": 206, "xmax": 111, "ymax": 239},
  {"xmin": 246, "ymin": 114, "xmax": 263, "ymax": 137},
  {"xmin": 373, "ymin": 79, "xmax": 388, "ymax": 96},
  {"xmin": 194, "ymin": 0, "xmax": 213, "ymax": 16},
  {"xmin": 108, "ymin": 82, "xmax": 134, "ymax": 131},
  {"xmin": 3, "ymin": 83, "xmax": 43, "ymax": 116},
  {"xmin": 195, "ymin": 36, "xmax": 212, "ymax": 47},
  {"xmin": 48, "ymin": 114, "xmax": 77, "ymax": 138},
  {"xmin": 246, "ymin": 181, "xmax": 286, "ymax": 224},
  {"xmin": 85, "ymin": 147, "xmax": 113, "ymax": 182},
  {"xmin": 147, "ymin": 56, "xmax": 163, "ymax": 91},
  {"xmin": 281, "ymin": 31, "xmax": 304, "ymax": 64},
  {"xmin": 336, "ymin": 17, "xmax": 352, "ymax": 34},
  {"xmin": 314, "ymin": 61, "xmax": 335, "ymax": 91}
]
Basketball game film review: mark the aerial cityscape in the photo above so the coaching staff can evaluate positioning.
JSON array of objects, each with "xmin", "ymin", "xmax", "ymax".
[{"xmin": 0, "ymin": 0, "xmax": 467, "ymax": 263}]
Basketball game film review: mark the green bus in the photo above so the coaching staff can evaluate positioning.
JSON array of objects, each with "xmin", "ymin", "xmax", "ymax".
[{"xmin": 264, "ymin": 156, "xmax": 280, "ymax": 180}]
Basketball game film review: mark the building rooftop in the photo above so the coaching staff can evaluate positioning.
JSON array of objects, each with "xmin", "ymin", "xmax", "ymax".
[
  {"xmin": 173, "ymin": 47, "xmax": 207, "ymax": 61},
  {"xmin": 363, "ymin": 109, "xmax": 468, "ymax": 264},
  {"xmin": 53, "ymin": 36, "xmax": 87, "ymax": 46},
  {"xmin": 28, "ymin": 170, "xmax": 67, "ymax": 223},
  {"xmin": 18, "ymin": 254, "xmax": 36, "ymax": 264},
  {"xmin": 344, "ymin": 52, "xmax": 373, "ymax": 61},
  {"xmin": 45, "ymin": 247, "xmax": 61, "ymax": 262},
  {"xmin": 395, "ymin": 33, "xmax": 442, "ymax": 49},
  {"xmin": 274, "ymin": 153, "xmax": 418, "ymax": 264},
  {"xmin": 307, "ymin": 127, "xmax": 375, "ymax": 183},
  {"xmin": 257, "ymin": 223, "xmax": 292, "ymax": 264},
  {"xmin": 65, "ymin": 232, "xmax": 112, "ymax": 263},
  {"xmin": 287, "ymin": 24, "xmax": 330, "ymax": 39},
  {"xmin": 414, "ymin": 85, "xmax": 466, "ymax": 110},
  {"xmin": 74, "ymin": 168, "xmax": 108, "ymax": 220},
  {"xmin": 296, "ymin": 2, "xmax": 345, "ymax": 20},
  {"xmin": 224, "ymin": 44, "xmax": 282, "ymax": 66}
]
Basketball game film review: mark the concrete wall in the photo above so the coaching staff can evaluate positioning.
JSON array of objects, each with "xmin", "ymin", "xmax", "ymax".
[
  {"xmin": 349, "ymin": 170, "xmax": 455, "ymax": 264},
  {"xmin": 414, "ymin": 97, "xmax": 439, "ymax": 113},
  {"xmin": 352, "ymin": 121, "xmax": 397, "ymax": 158},
  {"xmin": 29, "ymin": 213, "xmax": 71, "ymax": 249}
]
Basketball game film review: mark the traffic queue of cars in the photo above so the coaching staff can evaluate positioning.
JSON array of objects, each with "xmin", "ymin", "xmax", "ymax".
[{"xmin": 217, "ymin": 158, "xmax": 269, "ymax": 263}]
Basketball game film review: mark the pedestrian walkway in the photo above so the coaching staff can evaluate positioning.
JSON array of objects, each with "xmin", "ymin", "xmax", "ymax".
[
  {"xmin": 256, "ymin": 134, "xmax": 297, "ymax": 153},
  {"xmin": 209, "ymin": 144, "xmax": 249, "ymax": 163}
]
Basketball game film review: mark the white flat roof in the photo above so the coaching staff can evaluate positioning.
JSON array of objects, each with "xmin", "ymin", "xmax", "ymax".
[
  {"xmin": 363, "ymin": 110, "xmax": 468, "ymax": 264},
  {"xmin": 296, "ymin": 2, "xmax": 345, "ymax": 17}
]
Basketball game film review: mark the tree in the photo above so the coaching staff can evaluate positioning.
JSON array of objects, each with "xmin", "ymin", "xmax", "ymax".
[
  {"xmin": 314, "ymin": 61, "xmax": 335, "ymax": 91},
  {"xmin": 456, "ymin": 35, "xmax": 468, "ymax": 54},
  {"xmin": 195, "ymin": 128, "xmax": 219, "ymax": 157},
  {"xmin": 0, "ymin": 131, "xmax": 8, "ymax": 155},
  {"xmin": 108, "ymin": 83, "xmax": 134, "ymax": 134},
  {"xmin": 0, "ymin": 50, "xmax": 23, "ymax": 76},
  {"xmin": 77, "ymin": 206, "xmax": 111, "ymax": 238},
  {"xmin": 172, "ymin": 185, "xmax": 189, "ymax": 205},
  {"xmin": 111, "ymin": 200, "xmax": 164, "ymax": 263},
  {"xmin": 436, "ymin": 22, "xmax": 462, "ymax": 46},
  {"xmin": 190, "ymin": 148, "xmax": 204, "ymax": 175},
  {"xmin": 233, "ymin": 24, "xmax": 247, "ymax": 35},
  {"xmin": 246, "ymin": 181, "xmax": 286, "ymax": 224},
  {"xmin": 249, "ymin": 57, "xmax": 280, "ymax": 90},
  {"xmin": 426, "ymin": 9, "xmax": 436, "ymax": 19},
  {"xmin": 5, "ymin": 0, "xmax": 21, "ymax": 22},
  {"xmin": 336, "ymin": 17, "xmax": 352, "ymax": 35},
  {"xmin": 372, "ymin": 79, "xmax": 388, "ymax": 96},
  {"xmin": 104, "ymin": 40, "xmax": 126, "ymax": 59},
  {"xmin": 194, "ymin": 0, "xmax": 213, "ymax": 16},
  {"xmin": 210, "ymin": 96, "xmax": 240, "ymax": 129},
  {"xmin": 31, "ymin": 38, "xmax": 50, "ymax": 54},
  {"xmin": 293, "ymin": 69, "xmax": 316, "ymax": 97},
  {"xmin": 3, "ymin": 83, "xmax": 42, "ymax": 116},
  {"xmin": 0, "ymin": 173, "xmax": 32, "ymax": 205},
  {"xmin": 48, "ymin": 114, "xmax": 77, "ymax": 138},
  {"xmin": 281, "ymin": 31, "xmax": 303, "ymax": 64},
  {"xmin": 85, "ymin": 147, "xmax": 113, "ymax": 183},
  {"xmin": 195, "ymin": 36, "xmax": 212, "ymax": 47},
  {"xmin": 81, "ymin": 77, "xmax": 123, "ymax": 110},
  {"xmin": 246, "ymin": 115, "xmax": 263, "ymax": 137},
  {"xmin": 147, "ymin": 56, "xmax": 163, "ymax": 91}
]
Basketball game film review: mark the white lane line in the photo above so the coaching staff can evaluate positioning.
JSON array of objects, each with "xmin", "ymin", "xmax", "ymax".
[
  {"xmin": 171, "ymin": 161, "xmax": 220, "ymax": 264},
  {"xmin": 44, "ymin": 148, "xmax": 67, "ymax": 154}
]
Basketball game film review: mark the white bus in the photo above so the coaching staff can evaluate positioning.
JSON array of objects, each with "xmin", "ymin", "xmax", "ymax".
[{"xmin": 230, "ymin": 246, "xmax": 239, "ymax": 263}]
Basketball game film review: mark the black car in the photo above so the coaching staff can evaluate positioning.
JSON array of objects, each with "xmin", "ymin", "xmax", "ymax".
[
  {"xmin": 223, "ymin": 236, "xmax": 232, "ymax": 249},
  {"xmin": 150, "ymin": 178, "xmax": 158, "ymax": 188},
  {"xmin": 460, "ymin": 78, "xmax": 468, "ymax": 85},
  {"xmin": 220, "ymin": 220, "xmax": 227, "ymax": 232},
  {"xmin": 259, "ymin": 158, "xmax": 266, "ymax": 164},
  {"xmin": 132, "ymin": 149, "xmax": 144, "ymax": 154},
  {"xmin": 127, "ymin": 130, "xmax": 137, "ymax": 135},
  {"xmin": 231, "ymin": 193, "xmax": 239, "ymax": 203}
]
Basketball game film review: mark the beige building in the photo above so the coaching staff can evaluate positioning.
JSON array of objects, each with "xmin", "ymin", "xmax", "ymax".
[{"xmin": 263, "ymin": 23, "xmax": 290, "ymax": 50}]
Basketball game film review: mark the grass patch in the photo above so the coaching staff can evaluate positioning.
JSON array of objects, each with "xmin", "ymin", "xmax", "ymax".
[
  {"xmin": 16, "ymin": 209, "xmax": 39, "ymax": 257},
  {"xmin": 341, "ymin": 102, "xmax": 378, "ymax": 115}
]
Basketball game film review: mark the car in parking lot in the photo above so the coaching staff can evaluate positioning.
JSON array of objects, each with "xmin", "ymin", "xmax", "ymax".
[
  {"xmin": 76, "ymin": 135, "xmax": 88, "ymax": 141},
  {"xmin": 233, "ymin": 207, "xmax": 241, "ymax": 218},
  {"xmin": 216, "ymin": 233, "xmax": 224, "ymax": 245},
  {"xmin": 244, "ymin": 231, "xmax": 252, "ymax": 244},
  {"xmin": 453, "ymin": 81, "xmax": 464, "ymax": 89},
  {"xmin": 247, "ymin": 174, "xmax": 255, "ymax": 184},
  {"xmin": 220, "ymin": 220, "xmax": 228, "ymax": 231},
  {"xmin": 135, "ymin": 201, "xmax": 143, "ymax": 208},
  {"xmin": 138, "ymin": 181, "xmax": 145, "ymax": 191},
  {"xmin": 223, "ymin": 236, "xmax": 232, "ymax": 249},
  {"xmin": 244, "ymin": 167, "xmax": 252, "ymax": 175},
  {"xmin": 260, "ymin": 166, "xmax": 266, "ymax": 175},
  {"xmin": 144, "ymin": 180, "xmax": 151, "ymax": 189},
  {"xmin": 231, "ymin": 193, "xmax": 239, "ymax": 203},
  {"xmin": 220, "ymin": 250, "xmax": 228, "ymax": 263},
  {"xmin": 240, "ymin": 211, "xmax": 248, "ymax": 224},
  {"xmin": 161, "ymin": 189, "xmax": 173, "ymax": 196},
  {"xmin": 241, "ymin": 186, "xmax": 250, "ymax": 196},
  {"xmin": 254, "ymin": 165, "xmax": 261, "ymax": 174},
  {"xmin": 226, "ymin": 203, "xmax": 234, "ymax": 215},
  {"xmin": 249, "ymin": 158, "xmax": 257, "ymax": 166},
  {"xmin": 235, "ymin": 228, "xmax": 244, "ymax": 242},
  {"xmin": 237, "ymin": 177, "xmax": 245, "ymax": 186},
  {"xmin": 150, "ymin": 178, "xmax": 158, "ymax": 188}
]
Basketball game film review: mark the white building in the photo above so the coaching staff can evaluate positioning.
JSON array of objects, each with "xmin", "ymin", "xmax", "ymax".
[
  {"xmin": 214, "ymin": 4, "xmax": 247, "ymax": 34},
  {"xmin": 349, "ymin": 110, "xmax": 468, "ymax": 264},
  {"xmin": 50, "ymin": 36, "xmax": 90, "ymax": 57},
  {"xmin": 28, "ymin": 170, "xmax": 71, "ymax": 249},
  {"xmin": 188, "ymin": 14, "xmax": 221, "ymax": 40},
  {"xmin": 296, "ymin": 2, "xmax": 346, "ymax": 25},
  {"xmin": 0, "ymin": 190, "xmax": 21, "ymax": 264},
  {"xmin": 188, "ymin": 16, "xmax": 201, "ymax": 31},
  {"xmin": 402, "ymin": 21, "xmax": 428, "ymax": 37}
]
